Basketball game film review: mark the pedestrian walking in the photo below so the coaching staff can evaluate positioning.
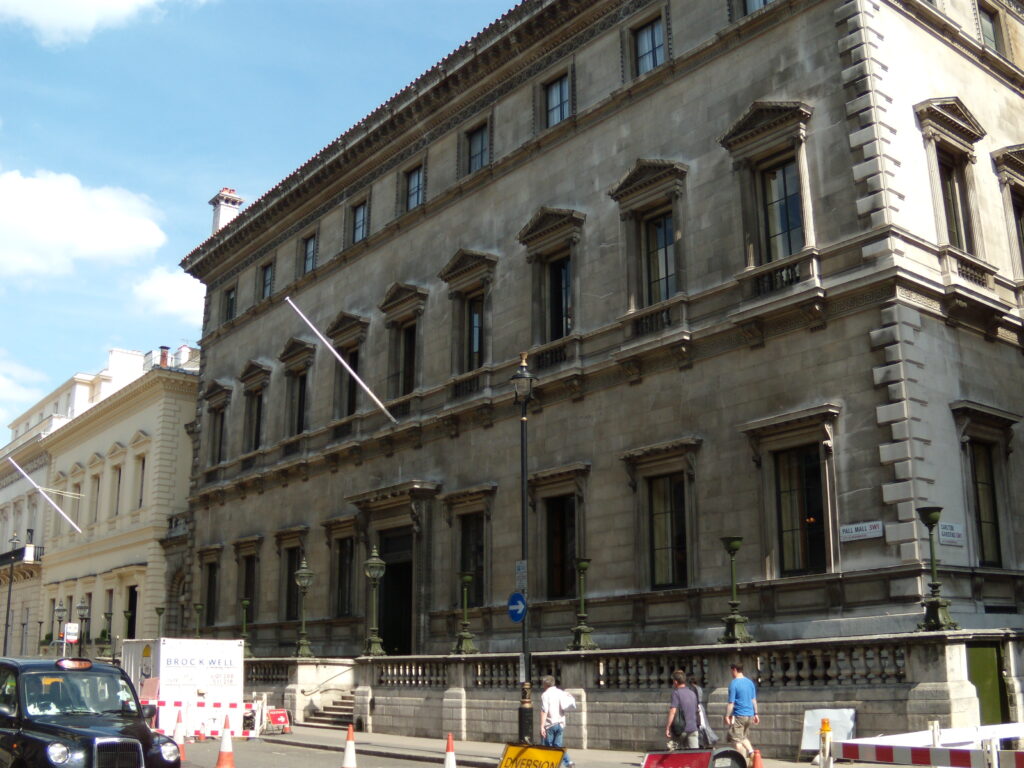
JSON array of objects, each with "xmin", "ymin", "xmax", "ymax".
[
  {"xmin": 724, "ymin": 663, "xmax": 759, "ymax": 762},
  {"xmin": 688, "ymin": 673, "xmax": 718, "ymax": 747},
  {"xmin": 665, "ymin": 669, "xmax": 699, "ymax": 750},
  {"xmin": 539, "ymin": 675, "xmax": 576, "ymax": 768}
]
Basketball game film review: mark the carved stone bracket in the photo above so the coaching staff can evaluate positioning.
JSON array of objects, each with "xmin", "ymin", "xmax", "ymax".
[
  {"xmin": 800, "ymin": 299, "xmax": 827, "ymax": 330},
  {"xmin": 740, "ymin": 320, "xmax": 764, "ymax": 348}
]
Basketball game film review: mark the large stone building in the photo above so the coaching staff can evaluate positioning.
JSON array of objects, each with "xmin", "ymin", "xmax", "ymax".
[{"xmin": 180, "ymin": 0, "xmax": 1024, "ymax": 662}]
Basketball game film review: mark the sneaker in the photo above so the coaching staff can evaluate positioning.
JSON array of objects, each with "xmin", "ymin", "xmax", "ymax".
[{"xmin": 667, "ymin": 740, "xmax": 679, "ymax": 751}]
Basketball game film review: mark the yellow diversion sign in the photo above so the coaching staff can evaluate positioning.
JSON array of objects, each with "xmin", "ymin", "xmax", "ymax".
[{"xmin": 498, "ymin": 744, "xmax": 565, "ymax": 768}]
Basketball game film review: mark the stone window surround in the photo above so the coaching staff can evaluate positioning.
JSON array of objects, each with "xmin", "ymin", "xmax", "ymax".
[
  {"xmin": 320, "ymin": 515, "xmax": 358, "ymax": 618},
  {"xmin": 325, "ymin": 312, "xmax": 370, "ymax": 420},
  {"xmin": 348, "ymin": 197, "xmax": 370, "ymax": 247},
  {"xmin": 298, "ymin": 227, "xmax": 319, "ymax": 276},
  {"xmin": 378, "ymin": 283, "xmax": 428, "ymax": 400},
  {"xmin": 399, "ymin": 156, "xmax": 428, "ymax": 214},
  {"xmin": 609, "ymin": 159, "xmax": 689, "ymax": 314},
  {"xmin": 221, "ymin": 284, "xmax": 238, "ymax": 324},
  {"xmin": 461, "ymin": 117, "xmax": 493, "ymax": 177},
  {"xmin": 535, "ymin": 63, "xmax": 576, "ymax": 133},
  {"xmin": 621, "ymin": 4, "xmax": 671, "ymax": 82},
  {"xmin": 279, "ymin": 338, "xmax": 316, "ymax": 437},
  {"xmin": 527, "ymin": 462, "xmax": 589, "ymax": 600},
  {"xmin": 621, "ymin": 436, "xmax": 702, "ymax": 590},
  {"xmin": 439, "ymin": 249, "xmax": 497, "ymax": 375},
  {"xmin": 992, "ymin": 145, "xmax": 1024, "ymax": 285},
  {"xmin": 740, "ymin": 403, "xmax": 840, "ymax": 579},
  {"xmin": 950, "ymin": 399, "xmax": 1019, "ymax": 570},
  {"xmin": 914, "ymin": 97, "xmax": 987, "ymax": 261},
  {"xmin": 720, "ymin": 101, "xmax": 817, "ymax": 271},
  {"xmin": 439, "ymin": 483, "xmax": 497, "ymax": 607},
  {"xmin": 232, "ymin": 535, "xmax": 262, "ymax": 622},
  {"xmin": 974, "ymin": 0, "xmax": 1007, "ymax": 53},
  {"xmin": 258, "ymin": 259, "xmax": 275, "ymax": 302},
  {"xmin": 517, "ymin": 207, "xmax": 586, "ymax": 347}
]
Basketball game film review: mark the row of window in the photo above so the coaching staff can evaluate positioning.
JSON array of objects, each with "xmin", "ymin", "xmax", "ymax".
[{"xmin": 50, "ymin": 454, "xmax": 148, "ymax": 532}]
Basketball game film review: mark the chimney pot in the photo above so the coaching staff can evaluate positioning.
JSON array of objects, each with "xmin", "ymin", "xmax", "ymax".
[{"xmin": 159, "ymin": 346, "xmax": 170, "ymax": 367}]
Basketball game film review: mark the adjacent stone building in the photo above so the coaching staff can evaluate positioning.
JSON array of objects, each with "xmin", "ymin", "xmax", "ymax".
[{"xmin": 180, "ymin": 0, "xmax": 1024, "ymax": 663}]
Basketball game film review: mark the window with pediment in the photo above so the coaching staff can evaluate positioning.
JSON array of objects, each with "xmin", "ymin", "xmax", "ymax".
[
  {"xmin": 992, "ymin": 145, "xmax": 1024, "ymax": 287},
  {"xmin": 528, "ymin": 463, "xmax": 589, "ymax": 600},
  {"xmin": 439, "ymin": 484, "xmax": 496, "ymax": 609},
  {"xmin": 279, "ymin": 339, "xmax": 316, "ymax": 437},
  {"xmin": 275, "ymin": 526, "xmax": 308, "ymax": 622},
  {"xmin": 198, "ymin": 546, "xmax": 222, "ymax": 627},
  {"xmin": 609, "ymin": 160, "xmax": 688, "ymax": 312},
  {"xmin": 439, "ymin": 249, "xmax": 497, "ymax": 375},
  {"xmin": 321, "ymin": 517, "xmax": 357, "ymax": 617},
  {"xmin": 326, "ymin": 312, "xmax": 369, "ymax": 420},
  {"xmin": 233, "ymin": 536, "xmax": 262, "ymax": 624},
  {"xmin": 203, "ymin": 379, "xmax": 233, "ymax": 465},
  {"xmin": 720, "ymin": 102, "xmax": 816, "ymax": 289},
  {"xmin": 518, "ymin": 208, "xmax": 586, "ymax": 345},
  {"xmin": 741, "ymin": 404, "xmax": 839, "ymax": 578},
  {"xmin": 915, "ymin": 98, "xmax": 986, "ymax": 259},
  {"xmin": 622, "ymin": 437, "xmax": 701, "ymax": 590},
  {"xmin": 239, "ymin": 360, "xmax": 271, "ymax": 453},
  {"xmin": 379, "ymin": 283, "xmax": 427, "ymax": 399}
]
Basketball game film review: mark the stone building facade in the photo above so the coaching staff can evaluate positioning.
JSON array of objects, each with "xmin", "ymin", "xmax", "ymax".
[{"xmin": 181, "ymin": 0, "xmax": 1024, "ymax": 660}]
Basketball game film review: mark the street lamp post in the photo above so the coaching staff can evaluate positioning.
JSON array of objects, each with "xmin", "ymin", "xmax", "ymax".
[
  {"xmin": 75, "ymin": 597, "xmax": 89, "ymax": 656},
  {"xmin": 294, "ymin": 557, "xmax": 315, "ymax": 658},
  {"xmin": 452, "ymin": 572, "xmax": 478, "ymax": 655},
  {"xmin": 3, "ymin": 534, "xmax": 21, "ymax": 655},
  {"xmin": 54, "ymin": 600, "xmax": 67, "ymax": 656},
  {"xmin": 568, "ymin": 558, "xmax": 598, "ymax": 651},
  {"xmin": 102, "ymin": 612, "xmax": 113, "ymax": 657},
  {"xmin": 510, "ymin": 352, "xmax": 536, "ymax": 744},
  {"xmin": 155, "ymin": 606, "xmax": 165, "ymax": 638},
  {"xmin": 719, "ymin": 537, "xmax": 753, "ymax": 643},
  {"xmin": 362, "ymin": 546, "xmax": 386, "ymax": 656},
  {"xmin": 193, "ymin": 603, "xmax": 203, "ymax": 638},
  {"xmin": 916, "ymin": 506, "xmax": 959, "ymax": 631},
  {"xmin": 240, "ymin": 599, "xmax": 252, "ymax": 657}
]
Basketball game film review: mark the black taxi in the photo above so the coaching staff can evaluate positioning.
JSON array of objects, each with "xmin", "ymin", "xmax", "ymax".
[{"xmin": 0, "ymin": 657, "xmax": 181, "ymax": 768}]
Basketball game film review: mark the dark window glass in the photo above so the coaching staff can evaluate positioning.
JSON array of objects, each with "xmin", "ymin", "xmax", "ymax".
[
  {"xmin": 762, "ymin": 158, "xmax": 805, "ymax": 261},
  {"xmin": 546, "ymin": 495, "xmax": 576, "ymax": 600},
  {"xmin": 352, "ymin": 203, "xmax": 368, "ymax": 243},
  {"xmin": 775, "ymin": 444, "xmax": 826, "ymax": 576},
  {"xmin": 245, "ymin": 388, "xmax": 264, "ymax": 452},
  {"xmin": 289, "ymin": 371, "xmax": 308, "ymax": 435},
  {"xmin": 545, "ymin": 75, "xmax": 570, "ymax": 127},
  {"xmin": 744, "ymin": 0, "xmax": 775, "ymax": 13},
  {"xmin": 241, "ymin": 554, "xmax": 257, "ymax": 621},
  {"xmin": 399, "ymin": 322, "xmax": 417, "ymax": 396},
  {"xmin": 468, "ymin": 125, "xmax": 489, "ymax": 172},
  {"xmin": 335, "ymin": 347, "xmax": 360, "ymax": 419},
  {"xmin": 938, "ymin": 151, "xmax": 974, "ymax": 253},
  {"xmin": 465, "ymin": 294, "xmax": 484, "ymax": 371},
  {"xmin": 1013, "ymin": 193, "xmax": 1024, "ymax": 265},
  {"xmin": 210, "ymin": 408, "xmax": 226, "ymax": 465},
  {"xmin": 978, "ymin": 7, "xmax": 1002, "ymax": 50},
  {"xmin": 284, "ymin": 547, "xmax": 301, "ymax": 621},
  {"xmin": 970, "ymin": 441, "xmax": 1002, "ymax": 567},
  {"xmin": 204, "ymin": 562, "xmax": 218, "ymax": 626},
  {"xmin": 260, "ymin": 263, "xmax": 274, "ymax": 299},
  {"xmin": 548, "ymin": 256, "xmax": 572, "ymax": 341},
  {"xmin": 406, "ymin": 166, "xmax": 424, "ymax": 210},
  {"xmin": 335, "ymin": 537, "xmax": 354, "ymax": 616},
  {"xmin": 459, "ymin": 513, "xmax": 485, "ymax": 607},
  {"xmin": 222, "ymin": 287, "xmax": 236, "ymax": 322},
  {"xmin": 649, "ymin": 473, "xmax": 687, "ymax": 588},
  {"xmin": 645, "ymin": 212, "xmax": 676, "ymax": 305},
  {"xmin": 302, "ymin": 236, "xmax": 317, "ymax": 273},
  {"xmin": 634, "ymin": 19, "xmax": 664, "ymax": 75}
]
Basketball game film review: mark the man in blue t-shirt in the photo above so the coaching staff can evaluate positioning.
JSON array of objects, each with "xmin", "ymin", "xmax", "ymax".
[{"xmin": 724, "ymin": 663, "xmax": 759, "ymax": 761}]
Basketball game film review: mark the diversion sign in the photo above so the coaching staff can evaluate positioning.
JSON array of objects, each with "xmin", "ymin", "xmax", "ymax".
[{"xmin": 498, "ymin": 745, "xmax": 565, "ymax": 768}]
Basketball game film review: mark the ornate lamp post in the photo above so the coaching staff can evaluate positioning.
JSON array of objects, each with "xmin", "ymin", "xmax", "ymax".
[
  {"xmin": 362, "ymin": 546, "xmax": 386, "ymax": 656},
  {"xmin": 102, "ymin": 612, "xmax": 113, "ymax": 657},
  {"xmin": 240, "ymin": 599, "xmax": 252, "ymax": 657},
  {"xmin": 75, "ymin": 597, "xmax": 89, "ymax": 655},
  {"xmin": 916, "ymin": 506, "xmax": 959, "ymax": 631},
  {"xmin": 719, "ymin": 537, "xmax": 753, "ymax": 643},
  {"xmin": 54, "ymin": 600, "xmax": 68, "ymax": 656},
  {"xmin": 155, "ymin": 606, "xmax": 165, "ymax": 638},
  {"xmin": 3, "ymin": 533, "xmax": 21, "ymax": 655},
  {"xmin": 452, "ymin": 572, "xmax": 479, "ymax": 655},
  {"xmin": 193, "ymin": 603, "xmax": 203, "ymax": 638},
  {"xmin": 568, "ymin": 558, "xmax": 598, "ymax": 651},
  {"xmin": 510, "ymin": 352, "xmax": 536, "ymax": 744},
  {"xmin": 294, "ymin": 558, "xmax": 315, "ymax": 658}
]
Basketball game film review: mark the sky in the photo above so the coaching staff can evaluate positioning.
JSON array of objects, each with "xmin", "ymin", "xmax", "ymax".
[{"xmin": 0, "ymin": 0, "xmax": 515, "ymax": 431}]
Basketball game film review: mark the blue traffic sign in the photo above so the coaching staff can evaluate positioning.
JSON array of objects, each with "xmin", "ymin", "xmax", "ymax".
[{"xmin": 508, "ymin": 592, "xmax": 527, "ymax": 623}]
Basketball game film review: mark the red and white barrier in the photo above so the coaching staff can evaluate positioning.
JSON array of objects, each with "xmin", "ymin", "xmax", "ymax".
[
  {"xmin": 836, "ymin": 742, "xmax": 988, "ymax": 768},
  {"xmin": 139, "ymin": 699, "xmax": 259, "ymax": 739}
]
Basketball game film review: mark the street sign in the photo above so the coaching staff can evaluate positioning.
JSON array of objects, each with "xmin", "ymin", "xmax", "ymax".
[
  {"xmin": 514, "ymin": 560, "xmax": 527, "ymax": 592},
  {"xmin": 507, "ymin": 592, "xmax": 527, "ymax": 623},
  {"xmin": 64, "ymin": 622, "xmax": 80, "ymax": 644},
  {"xmin": 498, "ymin": 744, "xmax": 563, "ymax": 768}
]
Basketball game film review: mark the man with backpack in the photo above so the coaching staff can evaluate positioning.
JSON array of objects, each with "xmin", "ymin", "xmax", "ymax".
[{"xmin": 665, "ymin": 669, "xmax": 699, "ymax": 749}]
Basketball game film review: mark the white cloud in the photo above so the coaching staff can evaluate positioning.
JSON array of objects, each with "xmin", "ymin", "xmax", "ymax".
[
  {"xmin": 0, "ymin": 0, "xmax": 170, "ymax": 46},
  {"xmin": 0, "ymin": 349, "xmax": 48, "ymax": 431},
  {"xmin": 0, "ymin": 168, "xmax": 166, "ymax": 277},
  {"xmin": 132, "ymin": 266, "xmax": 205, "ymax": 327}
]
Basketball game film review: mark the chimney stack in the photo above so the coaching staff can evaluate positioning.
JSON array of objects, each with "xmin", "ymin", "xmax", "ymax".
[
  {"xmin": 209, "ymin": 187, "xmax": 244, "ymax": 234},
  {"xmin": 159, "ymin": 346, "xmax": 170, "ymax": 367}
]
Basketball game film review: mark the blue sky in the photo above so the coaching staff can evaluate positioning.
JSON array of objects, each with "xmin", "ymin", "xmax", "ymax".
[{"xmin": 0, "ymin": 0, "xmax": 514, "ymax": 430}]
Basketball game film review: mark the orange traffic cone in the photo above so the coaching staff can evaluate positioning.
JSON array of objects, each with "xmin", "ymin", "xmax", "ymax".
[
  {"xmin": 752, "ymin": 749, "xmax": 765, "ymax": 768},
  {"xmin": 342, "ymin": 723, "xmax": 357, "ymax": 768},
  {"xmin": 443, "ymin": 733, "xmax": 457, "ymax": 768},
  {"xmin": 172, "ymin": 710, "xmax": 186, "ymax": 762},
  {"xmin": 215, "ymin": 716, "xmax": 235, "ymax": 768}
]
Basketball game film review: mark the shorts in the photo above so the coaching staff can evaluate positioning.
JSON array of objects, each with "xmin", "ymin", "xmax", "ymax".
[{"xmin": 728, "ymin": 715, "xmax": 754, "ymax": 743}]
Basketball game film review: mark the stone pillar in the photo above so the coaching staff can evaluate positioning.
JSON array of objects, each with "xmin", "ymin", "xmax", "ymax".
[
  {"xmin": 443, "ymin": 659, "xmax": 467, "ymax": 740},
  {"xmin": 558, "ymin": 657, "xmax": 589, "ymax": 749},
  {"xmin": 353, "ymin": 659, "xmax": 376, "ymax": 732},
  {"xmin": 904, "ymin": 640, "xmax": 979, "ymax": 730}
]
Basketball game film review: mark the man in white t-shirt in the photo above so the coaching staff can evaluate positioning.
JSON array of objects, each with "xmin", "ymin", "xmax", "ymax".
[{"xmin": 539, "ymin": 675, "xmax": 575, "ymax": 768}]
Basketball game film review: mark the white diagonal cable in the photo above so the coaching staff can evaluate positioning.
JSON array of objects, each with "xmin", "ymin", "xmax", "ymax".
[
  {"xmin": 284, "ymin": 296, "xmax": 398, "ymax": 424},
  {"xmin": 7, "ymin": 457, "xmax": 83, "ymax": 533}
]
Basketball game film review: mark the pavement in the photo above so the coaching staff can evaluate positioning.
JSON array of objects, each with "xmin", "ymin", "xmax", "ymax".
[{"xmin": 258, "ymin": 723, "xmax": 830, "ymax": 768}]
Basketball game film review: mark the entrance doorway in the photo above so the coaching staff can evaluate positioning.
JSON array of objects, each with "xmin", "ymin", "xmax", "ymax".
[{"xmin": 378, "ymin": 528, "xmax": 413, "ymax": 655}]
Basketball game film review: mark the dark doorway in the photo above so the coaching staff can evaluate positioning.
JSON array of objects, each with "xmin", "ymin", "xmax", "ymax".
[
  {"xmin": 378, "ymin": 528, "xmax": 414, "ymax": 655},
  {"xmin": 126, "ymin": 586, "xmax": 138, "ymax": 639}
]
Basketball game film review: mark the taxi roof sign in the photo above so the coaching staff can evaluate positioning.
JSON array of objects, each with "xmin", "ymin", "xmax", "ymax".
[{"xmin": 498, "ymin": 744, "xmax": 564, "ymax": 768}]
